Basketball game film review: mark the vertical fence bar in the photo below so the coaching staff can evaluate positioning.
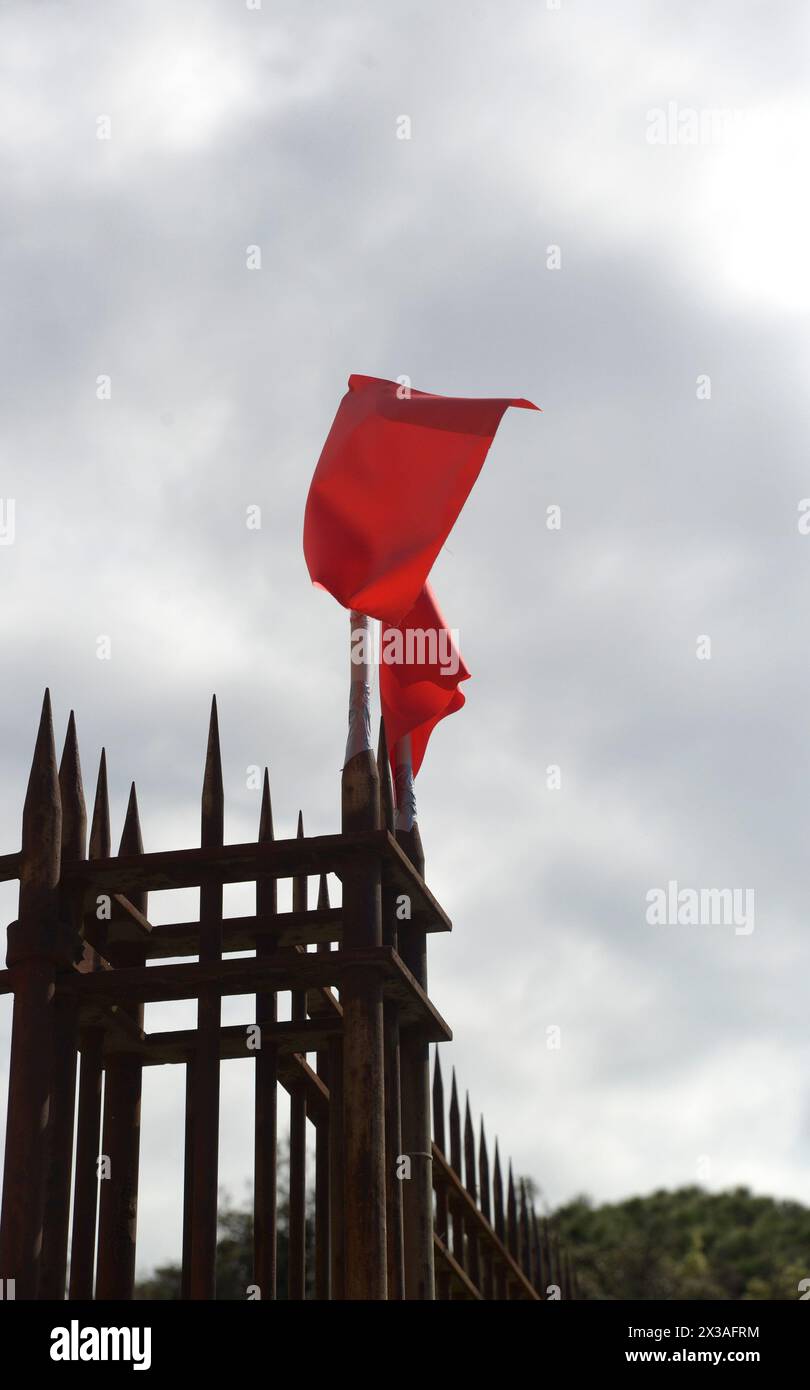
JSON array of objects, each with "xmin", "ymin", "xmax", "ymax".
[
  {"xmin": 181, "ymin": 1062, "xmax": 195, "ymax": 1299},
  {"xmin": 431, "ymin": 1052, "xmax": 451, "ymax": 1299},
  {"xmin": 0, "ymin": 692, "xmax": 62, "ymax": 1299},
  {"xmin": 544, "ymin": 1220, "xmax": 557, "ymax": 1295},
  {"xmin": 287, "ymin": 812, "xmax": 307, "ymax": 1300},
  {"xmin": 448, "ymin": 1072, "xmax": 464, "ymax": 1274},
  {"xmin": 340, "ymin": 612, "xmax": 387, "ymax": 1300},
  {"xmin": 40, "ymin": 712, "xmax": 87, "ymax": 1298},
  {"xmin": 532, "ymin": 1208, "xmax": 546, "ymax": 1298},
  {"xmin": 478, "ymin": 1119, "xmax": 494, "ymax": 1300},
  {"xmin": 253, "ymin": 768, "xmax": 278, "ymax": 1301},
  {"xmin": 493, "ymin": 1140, "xmax": 506, "ymax": 1299},
  {"xmin": 69, "ymin": 749, "xmax": 109, "ymax": 1299},
  {"xmin": 506, "ymin": 1162, "xmax": 518, "ymax": 1297},
  {"xmin": 463, "ymin": 1097, "xmax": 480, "ymax": 1292},
  {"xmin": 328, "ymin": 1025, "xmax": 345, "ymax": 1299},
  {"xmin": 95, "ymin": 783, "xmax": 146, "ymax": 1299},
  {"xmin": 394, "ymin": 735, "xmax": 433, "ymax": 1300},
  {"xmin": 314, "ymin": 872, "xmax": 331, "ymax": 1300},
  {"xmin": 378, "ymin": 720, "xmax": 404, "ymax": 1300},
  {"xmin": 188, "ymin": 698, "xmax": 224, "ymax": 1300},
  {"xmin": 519, "ymin": 1181, "xmax": 531, "ymax": 1286}
]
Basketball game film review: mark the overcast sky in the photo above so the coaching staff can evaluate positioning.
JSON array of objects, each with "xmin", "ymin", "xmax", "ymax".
[{"xmin": 2, "ymin": 0, "xmax": 810, "ymax": 1280}]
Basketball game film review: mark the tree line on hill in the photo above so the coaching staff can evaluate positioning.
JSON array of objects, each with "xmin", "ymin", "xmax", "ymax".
[{"xmin": 135, "ymin": 1168, "xmax": 810, "ymax": 1300}]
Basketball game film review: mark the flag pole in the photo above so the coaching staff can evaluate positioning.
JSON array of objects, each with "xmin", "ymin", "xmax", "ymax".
[
  {"xmin": 345, "ymin": 610, "xmax": 374, "ymax": 765},
  {"xmin": 393, "ymin": 734, "xmax": 424, "ymax": 875}
]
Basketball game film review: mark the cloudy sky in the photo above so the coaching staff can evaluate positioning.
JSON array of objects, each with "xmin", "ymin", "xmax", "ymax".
[{"xmin": 2, "ymin": 0, "xmax": 810, "ymax": 1279}]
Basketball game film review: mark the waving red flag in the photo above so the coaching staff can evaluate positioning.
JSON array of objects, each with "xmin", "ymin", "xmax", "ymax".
[
  {"xmin": 304, "ymin": 374, "xmax": 538, "ymax": 625},
  {"xmin": 380, "ymin": 583, "xmax": 470, "ymax": 778},
  {"xmin": 305, "ymin": 373, "xmax": 539, "ymax": 774}
]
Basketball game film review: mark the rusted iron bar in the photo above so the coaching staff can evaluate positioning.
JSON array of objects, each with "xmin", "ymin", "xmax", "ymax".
[
  {"xmin": 519, "ymin": 1180, "xmax": 532, "ymax": 1282},
  {"xmin": 181, "ymin": 1059, "xmax": 195, "ymax": 1299},
  {"xmin": 95, "ymin": 784, "xmax": 146, "ymax": 1300},
  {"xmin": 463, "ymin": 1097, "xmax": 481, "ymax": 1292},
  {"xmin": 328, "ymin": 1021, "xmax": 345, "ymax": 1299},
  {"xmin": 492, "ymin": 1140, "xmax": 507, "ymax": 1299},
  {"xmin": 58, "ymin": 948, "xmax": 451, "ymax": 1042},
  {"xmin": 340, "ymin": 612, "xmax": 386, "ymax": 1300},
  {"xmin": 41, "ymin": 713, "xmax": 87, "ymax": 1298},
  {"xmin": 506, "ymin": 1161, "xmax": 519, "ymax": 1297},
  {"xmin": 448, "ymin": 1071, "xmax": 464, "ymax": 1274},
  {"xmin": 394, "ymin": 736, "xmax": 433, "ymax": 1301},
  {"xmin": 188, "ymin": 698, "xmax": 224, "ymax": 1299},
  {"xmin": 378, "ymin": 721, "xmax": 404, "ymax": 1300},
  {"xmin": 0, "ymin": 851, "xmax": 21, "ymax": 882},
  {"xmin": 431, "ymin": 1145, "xmax": 539, "ymax": 1299},
  {"xmin": 431, "ymin": 1052, "xmax": 451, "ymax": 1299},
  {"xmin": 433, "ymin": 1232, "xmax": 482, "ymax": 1300},
  {"xmin": 530, "ymin": 1208, "xmax": 544, "ymax": 1297},
  {"xmin": 95, "ymin": 905, "xmax": 343, "ymax": 964},
  {"xmin": 478, "ymin": 1119, "xmax": 494, "ymax": 1299},
  {"xmin": 287, "ymin": 812, "xmax": 308, "ymax": 1300},
  {"xmin": 254, "ymin": 769, "xmax": 278, "ymax": 1301},
  {"xmin": 61, "ymin": 832, "xmax": 451, "ymax": 932},
  {"xmin": 69, "ymin": 749, "xmax": 109, "ymax": 1299},
  {"xmin": 543, "ymin": 1218, "xmax": 556, "ymax": 1295},
  {"xmin": 314, "ymin": 873, "xmax": 331, "ymax": 1300},
  {"xmin": 105, "ymin": 1017, "xmax": 337, "ymax": 1064},
  {"xmin": 68, "ymin": 1029, "xmax": 103, "ymax": 1298},
  {"xmin": 0, "ymin": 691, "xmax": 64, "ymax": 1300}
]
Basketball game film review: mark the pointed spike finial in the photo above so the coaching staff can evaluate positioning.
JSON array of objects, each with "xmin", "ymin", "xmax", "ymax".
[
  {"xmin": 18, "ymin": 688, "xmax": 62, "ymax": 923},
  {"xmin": 479, "ymin": 1118, "xmax": 491, "ymax": 1222},
  {"xmin": 293, "ymin": 811, "xmax": 307, "ymax": 913},
  {"xmin": 201, "ymin": 695, "xmax": 224, "ymax": 846},
  {"xmin": 258, "ymin": 767, "xmax": 274, "ymax": 843},
  {"xmin": 448, "ymin": 1067, "xmax": 461, "ymax": 1173},
  {"xmin": 256, "ymin": 767, "xmax": 276, "ymax": 916},
  {"xmin": 119, "ymin": 782, "xmax": 146, "ymax": 916},
  {"xmin": 59, "ymin": 710, "xmax": 87, "ymax": 862},
  {"xmin": 463, "ymin": 1097, "xmax": 477, "ymax": 1201},
  {"xmin": 89, "ymin": 749, "xmax": 111, "ymax": 859},
  {"xmin": 492, "ymin": 1139, "xmax": 505, "ymax": 1241},
  {"xmin": 432, "ymin": 1050, "xmax": 446, "ymax": 1152},
  {"xmin": 119, "ymin": 782, "xmax": 143, "ymax": 856},
  {"xmin": 317, "ymin": 873, "xmax": 330, "ymax": 910},
  {"xmin": 506, "ymin": 1161, "xmax": 518, "ymax": 1258},
  {"xmin": 376, "ymin": 717, "xmax": 395, "ymax": 833}
]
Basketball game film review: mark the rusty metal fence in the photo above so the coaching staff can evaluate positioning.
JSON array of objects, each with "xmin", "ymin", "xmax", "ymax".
[{"xmin": 0, "ymin": 691, "xmax": 575, "ymax": 1300}]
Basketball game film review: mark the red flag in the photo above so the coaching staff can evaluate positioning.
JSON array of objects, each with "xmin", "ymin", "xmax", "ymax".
[
  {"xmin": 380, "ymin": 583, "xmax": 470, "ymax": 778},
  {"xmin": 304, "ymin": 374, "xmax": 538, "ymax": 625}
]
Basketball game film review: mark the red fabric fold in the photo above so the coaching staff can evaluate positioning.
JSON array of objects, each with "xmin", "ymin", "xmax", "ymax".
[
  {"xmin": 304, "ymin": 374, "xmax": 539, "ymax": 773},
  {"xmin": 304, "ymin": 373, "xmax": 538, "ymax": 625},
  {"xmin": 379, "ymin": 583, "xmax": 470, "ymax": 778}
]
